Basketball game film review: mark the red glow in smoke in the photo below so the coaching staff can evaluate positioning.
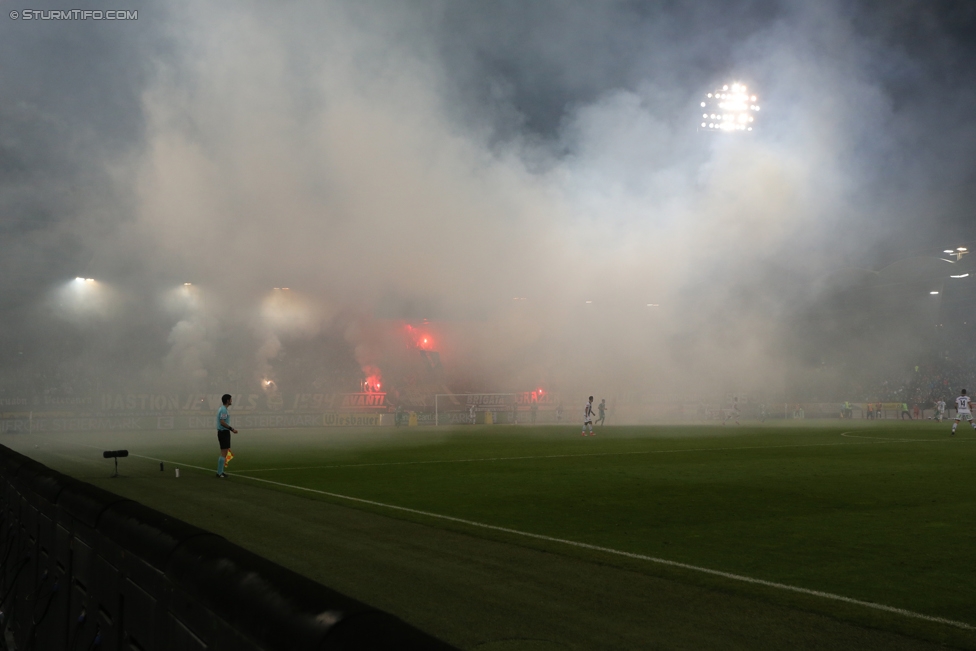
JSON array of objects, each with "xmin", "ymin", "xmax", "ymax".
[
  {"xmin": 405, "ymin": 324, "xmax": 434, "ymax": 350},
  {"xmin": 363, "ymin": 375, "xmax": 382, "ymax": 391},
  {"xmin": 362, "ymin": 365, "xmax": 383, "ymax": 392}
]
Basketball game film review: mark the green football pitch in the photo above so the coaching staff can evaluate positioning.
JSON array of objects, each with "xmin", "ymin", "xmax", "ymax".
[{"xmin": 9, "ymin": 422, "xmax": 976, "ymax": 650}]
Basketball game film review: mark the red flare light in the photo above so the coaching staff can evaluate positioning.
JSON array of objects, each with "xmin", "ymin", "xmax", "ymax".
[
  {"xmin": 405, "ymin": 324, "xmax": 434, "ymax": 350},
  {"xmin": 363, "ymin": 375, "xmax": 382, "ymax": 392},
  {"xmin": 362, "ymin": 365, "xmax": 383, "ymax": 393}
]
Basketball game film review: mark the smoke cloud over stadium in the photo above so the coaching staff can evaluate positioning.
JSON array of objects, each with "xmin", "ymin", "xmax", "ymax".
[{"xmin": 2, "ymin": 0, "xmax": 975, "ymax": 408}]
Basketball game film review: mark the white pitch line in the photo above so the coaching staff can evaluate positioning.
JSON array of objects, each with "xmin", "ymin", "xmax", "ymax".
[
  {"xmin": 840, "ymin": 432, "xmax": 975, "ymax": 443},
  {"xmin": 122, "ymin": 449, "xmax": 976, "ymax": 633},
  {"xmin": 232, "ymin": 438, "xmax": 876, "ymax": 474}
]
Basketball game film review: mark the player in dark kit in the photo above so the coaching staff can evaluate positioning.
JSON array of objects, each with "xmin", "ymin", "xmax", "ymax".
[{"xmin": 216, "ymin": 394, "xmax": 238, "ymax": 478}]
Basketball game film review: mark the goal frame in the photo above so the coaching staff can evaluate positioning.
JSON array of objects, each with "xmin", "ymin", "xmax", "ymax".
[{"xmin": 434, "ymin": 393, "xmax": 518, "ymax": 426}]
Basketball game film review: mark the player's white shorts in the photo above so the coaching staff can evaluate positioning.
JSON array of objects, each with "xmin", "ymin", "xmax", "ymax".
[
  {"xmin": 956, "ymin": 411, "xmax": 972, "ymax": 421},
  {"xmin": 584, "ymin": 418, "xmax": 593, "ymax": 425}
]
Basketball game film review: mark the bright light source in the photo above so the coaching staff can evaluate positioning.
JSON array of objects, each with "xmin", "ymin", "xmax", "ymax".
[
  {"xmin": 951, "ymin": 274, "xmax": 970, "ymax": 279},
  {"xmin": 585, "ymin": 300, "xmax": 593, "ymax": 304},
  {"xmin": 58, "ymin": 277, "xmax": 113, "ymax": 320},
  {"xmin": 930, "ymin": 291, "xmax": 940, "ymax": 295},
  {"xmin": 958, "ymin": 247, "xmax": 968, "ymax": 252},
  {"xmin": 944, "ymin": 250, "xmax": 955, "ymax": 253},
  {"xmin": 75, "ymin": 277, "xmax": 85, "ymax": 282},
  {"xmin": 183, "ymin": 282, "xmax": 192, "ymax": 286},
  {"xmin": 700, "ymin": 82, "xmax": 758, "ymax": 133},
  {"xmin": 647, "ymin": 304, "xmax": 659, "ymax": 307}
]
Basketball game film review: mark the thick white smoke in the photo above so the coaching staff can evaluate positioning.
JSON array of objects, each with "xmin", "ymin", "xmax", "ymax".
[
  {"xmin": 121, "ymin": 0, "xmax": 906, "ymax": 398},
  {"xmin": 5, "ymin": 0, "xmax": 971, "ymax": 402}
]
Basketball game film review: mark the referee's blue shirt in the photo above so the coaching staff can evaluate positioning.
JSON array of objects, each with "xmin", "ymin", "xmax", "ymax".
[{"xmin": 216, "ymin": 405, "xmax": 230, "ymax": 430}]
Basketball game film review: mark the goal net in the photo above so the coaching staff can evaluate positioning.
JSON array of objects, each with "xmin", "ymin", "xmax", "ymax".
[{"xmin": 434, "ymin": 393, "xmax": 518, "ymax": 426}]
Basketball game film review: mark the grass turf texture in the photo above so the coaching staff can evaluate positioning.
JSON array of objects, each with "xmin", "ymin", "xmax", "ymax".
[{"xmin": 8, "ymin": 422, "xmax": 975, "ymax": 650}]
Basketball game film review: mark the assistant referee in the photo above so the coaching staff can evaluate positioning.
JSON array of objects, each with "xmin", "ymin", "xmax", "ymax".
[{"xmin": 216, "ymin": 394, "xmax": 238, "ymax": 478}]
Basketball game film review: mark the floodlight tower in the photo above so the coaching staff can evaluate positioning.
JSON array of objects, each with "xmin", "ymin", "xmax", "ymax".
[
  {"xmin": 698, "ymin": 82, "xmax": 759, "ymax": 133},
  {"xmin": 942, "ymin": 246, "xmax": 969, "ymax": 262}
]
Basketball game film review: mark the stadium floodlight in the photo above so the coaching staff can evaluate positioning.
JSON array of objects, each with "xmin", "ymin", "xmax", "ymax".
[
  {"xmin": 951, "ymin": 274, "xmax": 970, "ymax": 279},
  {"xmin": 930, "ymin": 291, "xmax": 940, "ymax": 295},
  {"xmin": 944, "ymin": 247, "xmax": 970, "ymax": 261},
  {"xmin": 698, "ymin": 81, "xmax": 759, "ymax": 133},
  {"xmin": 57, "ymin": 276, "xmax": 114, "ymax": 320}
]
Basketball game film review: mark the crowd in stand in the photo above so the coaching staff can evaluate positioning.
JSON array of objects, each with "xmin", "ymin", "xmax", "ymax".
[
  {"xmin": 834, "ymin": 348, "xmax": 976, "ymax": 411},
  {"xmin": 900, "ymin": 351, "xmax": 976, "ymax": 408}
]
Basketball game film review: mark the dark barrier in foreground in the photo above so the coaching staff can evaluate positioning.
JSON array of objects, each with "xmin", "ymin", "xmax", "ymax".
[{"xmin": 0, "ymin": 444, "xmax": 456, "ymax": 650}]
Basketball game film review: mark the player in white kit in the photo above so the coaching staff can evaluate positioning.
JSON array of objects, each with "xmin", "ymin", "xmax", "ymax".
[
  {"xmin": 935, "ymin": 399, "xmax": 946, "ymax": 422},
  {"xmin": 582, "ymin": 396, "xmax": 595, "ymax": 436},
  {"xmin": 951, "ymin": 390, "xmax": 976, "ymax": 435},
  {"xmin": 724, "ymin": 396, "xmax": 741, "ymax": 426}
]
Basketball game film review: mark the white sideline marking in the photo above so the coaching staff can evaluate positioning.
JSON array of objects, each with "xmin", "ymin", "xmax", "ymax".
[
  {"xmin": 841, "ymin": 432, "xmax": 974, "ymax": 443},
  {"xmin": 117, "ymin": 448, "xmax": 974, "ymax": 633},
  {"xmin": 233, "ymin": 439, "xmax": 874, "ymax": 474}
]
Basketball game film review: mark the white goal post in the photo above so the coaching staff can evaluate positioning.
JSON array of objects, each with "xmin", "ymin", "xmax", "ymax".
[{"xmin": 434, "ymin": 393, "xmax": 518, "ymax": 426}]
